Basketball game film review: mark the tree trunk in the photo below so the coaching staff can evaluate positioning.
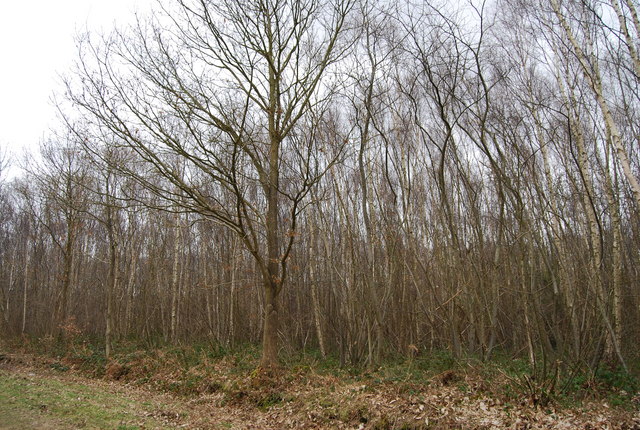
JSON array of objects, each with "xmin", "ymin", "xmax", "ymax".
[
  {"xmin": 229, "ymin": 238, "xmax": 237, "ymax": 347},
  {"xmin": 170, "ymin": 215, "xmax": 181, "ymax": 343},
  {"xmin": 551, "ymin": 0, "xmax": 640, "ymax": 209},
  {"xmin": 105, "ymin": 236, "xmax": 117, "ymax": 361},
  {"xmin": 105, "ymin": 198, "xmax": 117, "ymax": 361},
  {"xmin": 602, "ymin": 145, "xmax": 624, "ymax": 352},
  {"xmin": 309, "ymin": 222, "xmax": 326, "ymax": 358},
  {"xmin": 261, "ymin": 281, "xmax": 279, "ymax": 368},
  {"xmin": 21, "ymin": 252, "xmax": 29, "ymax": 335},
  {"xmin": 124, "ymin": 243, "xmax": 136, "ymax": 337},
  {"xmin": 58, "ymin": 224, "xmax": 75, "ymax": 335},
  {"xmin": 260, "ymin": 57, "xmax": 282, "ymax": 368}
]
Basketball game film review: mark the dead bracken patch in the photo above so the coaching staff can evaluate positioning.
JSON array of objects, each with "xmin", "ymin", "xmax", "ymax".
[
  {"xmin": 437, "ymin": 369, "xmax": 460, "ymax": 386},
  {"xmin": 104, "ymin": 362, "xmax": 130, "ymax": 380}
]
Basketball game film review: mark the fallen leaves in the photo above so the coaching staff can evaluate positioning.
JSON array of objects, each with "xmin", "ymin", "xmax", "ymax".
[{"xmin": 1, "ymin": 352, "xmax": 638, "ymax": 429}]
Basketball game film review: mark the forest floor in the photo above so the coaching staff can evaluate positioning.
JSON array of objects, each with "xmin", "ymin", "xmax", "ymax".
[{"xmin": 0, "ymin": 347, "xmax": 639, "ymax": 429}]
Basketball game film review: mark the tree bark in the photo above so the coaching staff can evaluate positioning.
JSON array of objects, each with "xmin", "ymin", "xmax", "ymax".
[
  {"xmin": 170, "ymin": 214, "xmax": 182, "ymax": 344},
  {"xmin": 261, "ymin": 280, "xmax": 280, "ymax": 368}
]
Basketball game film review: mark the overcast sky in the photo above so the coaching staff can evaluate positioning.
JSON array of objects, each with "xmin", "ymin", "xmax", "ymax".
[{"xmin": 0, "ymin": 0, "xmax": 153, "ymax": 166}]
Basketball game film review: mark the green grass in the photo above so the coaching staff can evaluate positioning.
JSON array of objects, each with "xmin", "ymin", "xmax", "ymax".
[{"xmin": 0, "ymin": 370, "xmax": 168, "ymax": 429}]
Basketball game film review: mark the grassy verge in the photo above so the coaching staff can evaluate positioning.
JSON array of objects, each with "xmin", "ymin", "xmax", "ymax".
[{"xmin": 0, "ymin": 369, "xmax": 169, "ymax": 429}]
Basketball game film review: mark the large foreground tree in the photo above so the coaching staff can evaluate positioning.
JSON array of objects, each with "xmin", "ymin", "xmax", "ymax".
[{"xmin": 66, "ymin": 0, "xmax": 355, "ymax": 367}]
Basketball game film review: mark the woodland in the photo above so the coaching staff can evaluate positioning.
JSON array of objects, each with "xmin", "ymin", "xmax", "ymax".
[{"xmin": 0, "ymin": 0, "xmax": 639, "ymax": 396}]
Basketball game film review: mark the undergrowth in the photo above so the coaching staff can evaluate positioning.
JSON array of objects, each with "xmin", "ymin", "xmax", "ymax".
[{"xmin": 5, "ymin": 335, "xmax": 639, "ymax": 412}]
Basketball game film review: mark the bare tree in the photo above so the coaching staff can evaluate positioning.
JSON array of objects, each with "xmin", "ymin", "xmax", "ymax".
[
  {"xmin": 21, "ymin": 136, "xmax": 90, "ymax": 338},
  {"xmin": 0, "ymin": 149, "xmax": 12, "ymax": 336},
  {"xmin": 66, "ymin": 0, "xmax": 355, "ymax": 367}
]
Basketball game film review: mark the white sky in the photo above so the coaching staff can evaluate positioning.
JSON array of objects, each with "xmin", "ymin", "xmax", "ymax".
[{"xmin": 0, "ymin": 0, "xmax": 154, "ymax": 167}]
